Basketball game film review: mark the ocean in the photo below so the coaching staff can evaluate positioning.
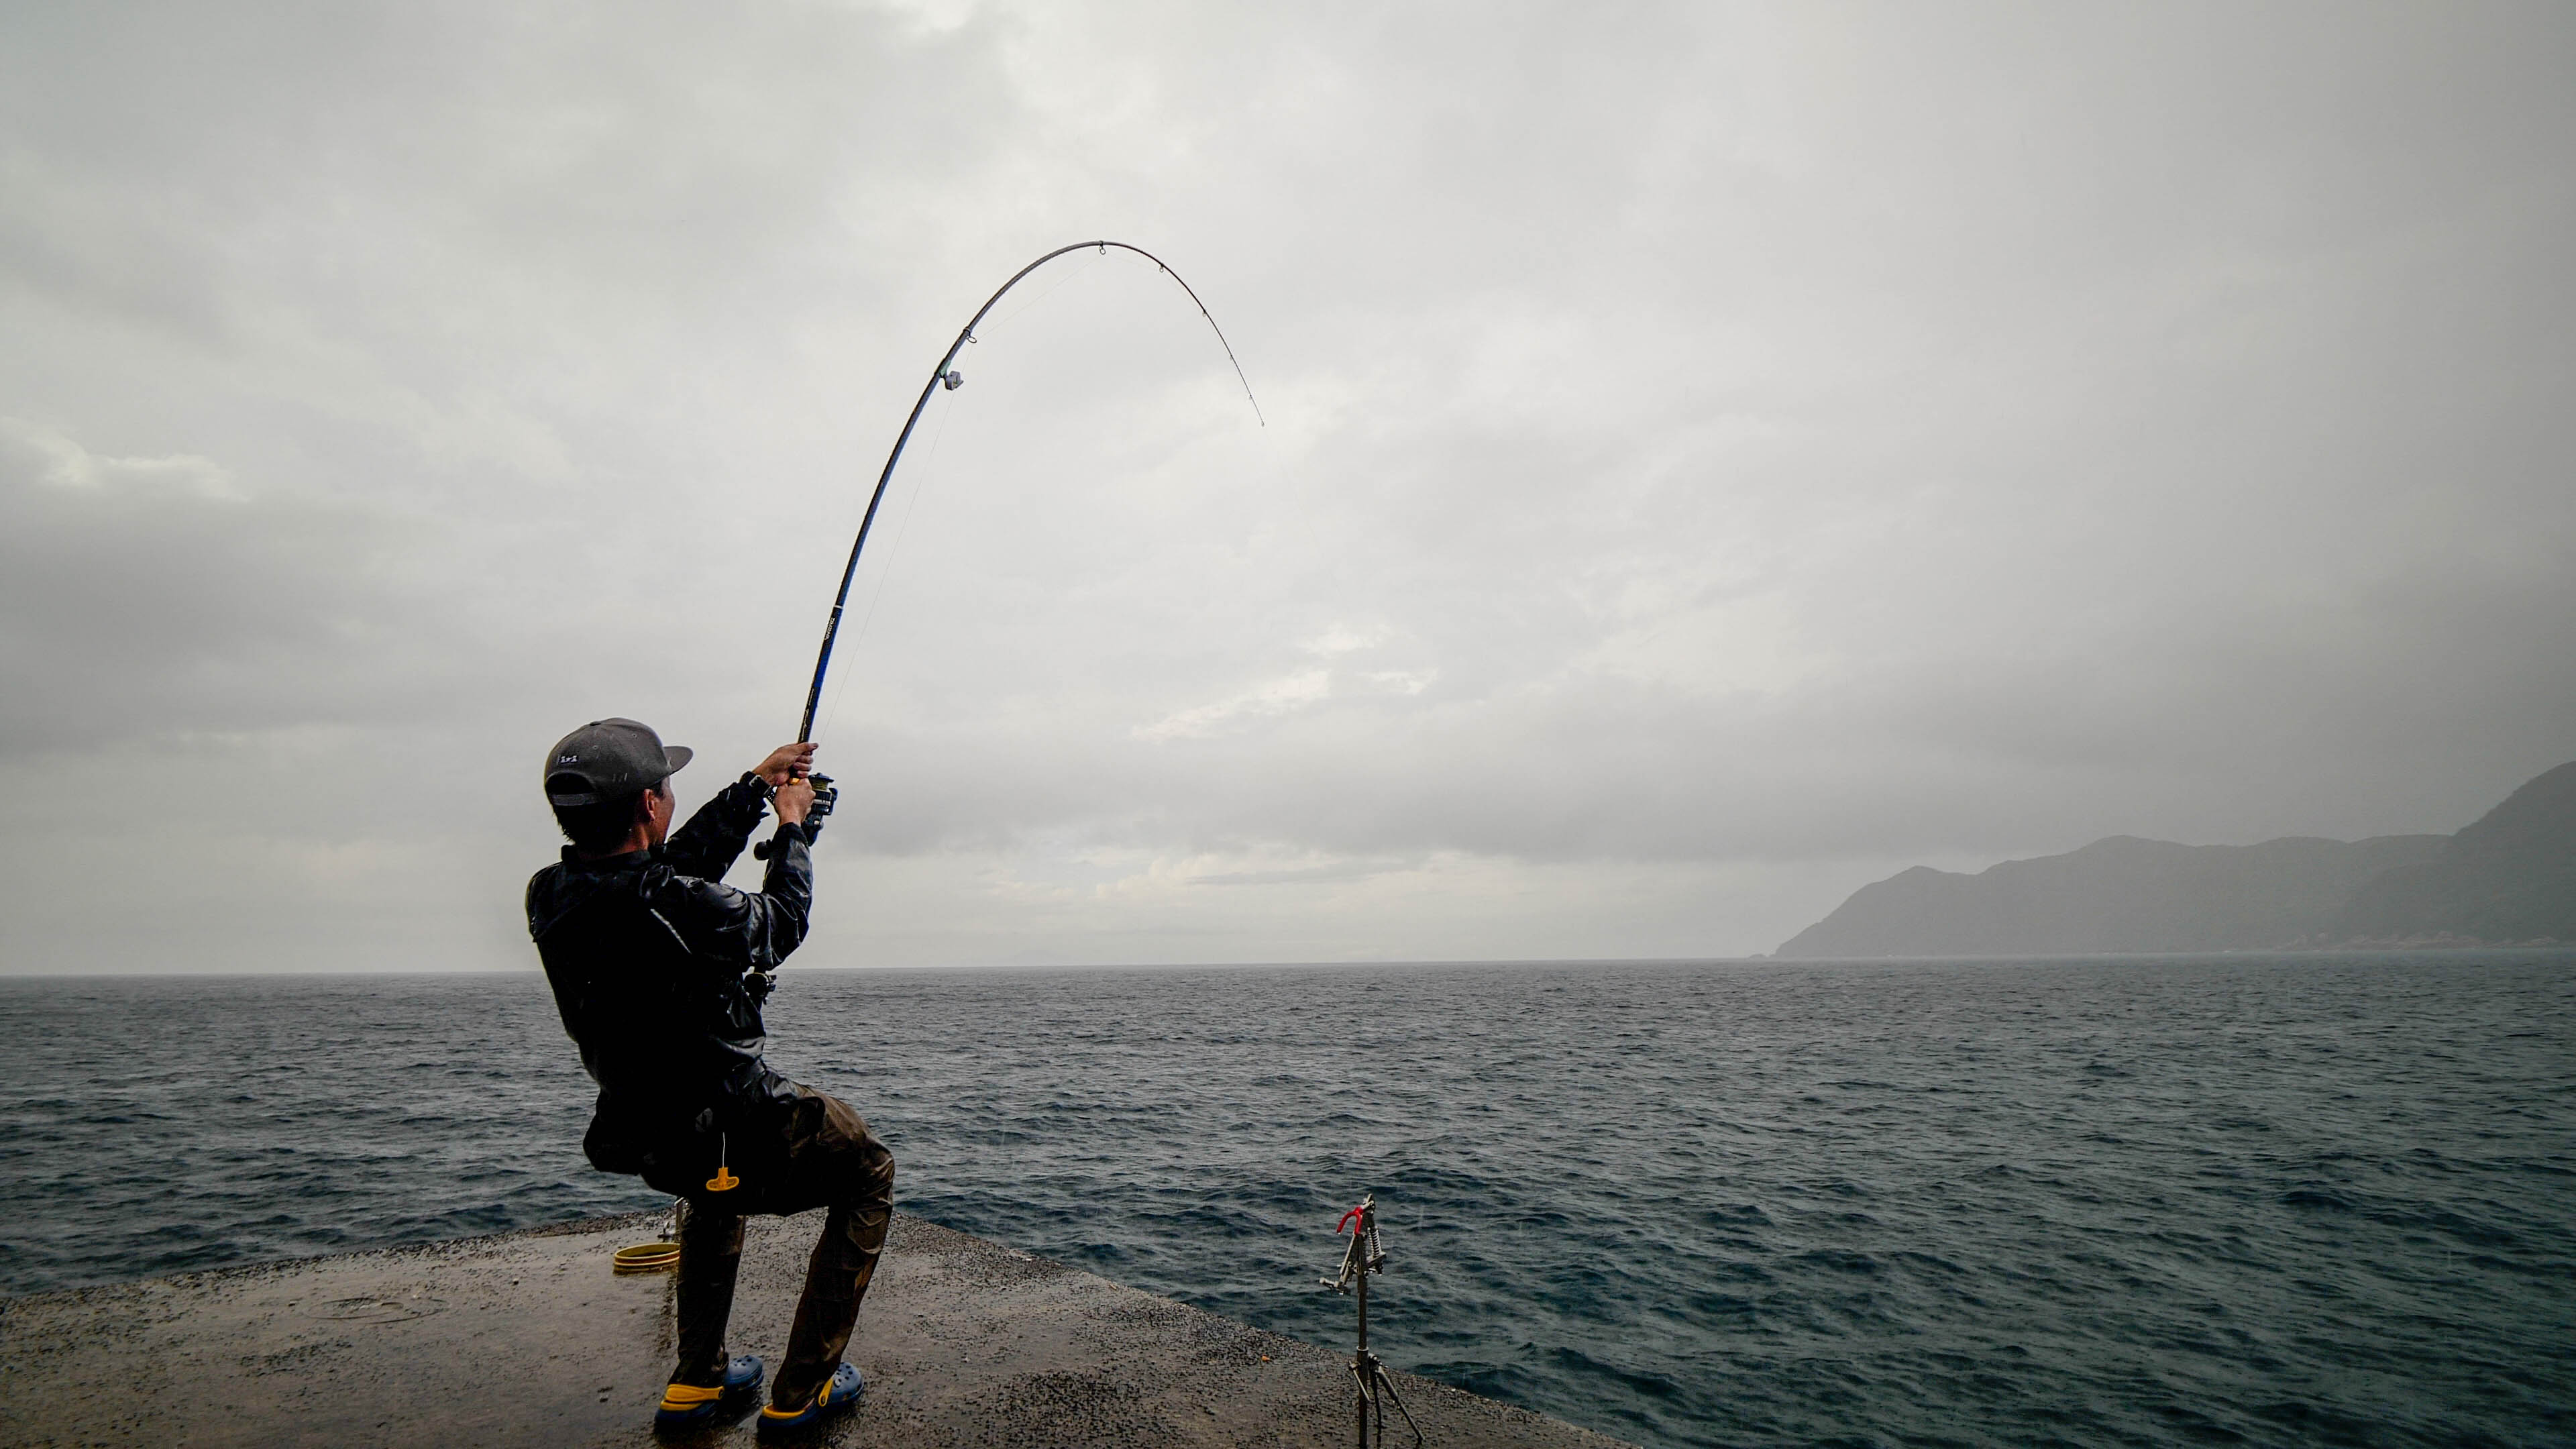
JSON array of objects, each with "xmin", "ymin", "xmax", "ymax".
[{"xmin": 1, "ymin": 953, "xmax": 2569, "ymax": 1448}]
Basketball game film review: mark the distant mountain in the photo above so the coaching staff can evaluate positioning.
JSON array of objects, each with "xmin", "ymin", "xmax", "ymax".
[
  {"xmin": 2332, "ymin": 761, "xmax": 2576, "ymax": 943},
  {"xmin": 1774, "ymin": 761, "xmax": 2576, "ymax": 959}
]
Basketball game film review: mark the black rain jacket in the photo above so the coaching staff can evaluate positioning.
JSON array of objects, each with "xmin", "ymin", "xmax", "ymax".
[{"xmin": 526, "ymin": 775, "xmax": 817, "ymax": 1189}]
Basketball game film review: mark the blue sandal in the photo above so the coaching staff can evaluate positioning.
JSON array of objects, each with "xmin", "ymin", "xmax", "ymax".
[
  {"xmin": 655, "ymin": 1354, "xmax": 765, "ymax": 1430},
  {"xmin": 757, "ymin": 1363, "xmax": 862, "ymax": 1437}
]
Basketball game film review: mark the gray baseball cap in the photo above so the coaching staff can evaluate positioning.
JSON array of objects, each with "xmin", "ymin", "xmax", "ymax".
[{"xmin": 543, "ymin": 718, "xmax": 692, "ymax": 806}]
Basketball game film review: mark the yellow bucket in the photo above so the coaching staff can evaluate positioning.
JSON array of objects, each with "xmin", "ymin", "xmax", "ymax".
[{"xmin": 613, "ymin": 1241, "xmax": 682, "ymax": 1274}]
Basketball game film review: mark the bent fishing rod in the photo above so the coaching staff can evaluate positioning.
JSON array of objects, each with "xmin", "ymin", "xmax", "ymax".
[{"xmin": 792, "ymin": 239, "xmax": 1262, "ymax": 745}]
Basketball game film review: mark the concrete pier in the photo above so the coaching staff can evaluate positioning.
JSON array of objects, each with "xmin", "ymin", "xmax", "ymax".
[{"xmin": 1, "ymin": 1211, "xmax": 1635, "ymax": 1448}]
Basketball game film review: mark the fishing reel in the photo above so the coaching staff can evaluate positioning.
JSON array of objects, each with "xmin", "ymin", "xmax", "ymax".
[{"xmin": 751, "ymin": 772, "xmax": 836, "ymax": 860}]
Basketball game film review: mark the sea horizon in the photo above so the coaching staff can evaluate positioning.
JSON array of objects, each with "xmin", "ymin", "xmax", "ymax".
[{"xmin": 10, "ymin": 941, "xmax": 2574, "ymax": 979}]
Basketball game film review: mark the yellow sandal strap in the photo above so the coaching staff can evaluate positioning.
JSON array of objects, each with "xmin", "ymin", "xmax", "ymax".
[
  {"xmin": 661, "ymin": 1383, "xmax": 727, "ymax": 1408},
  {"xmin": 760, "ymin": 1371, "xmax": 848, "ymax": 1419}
]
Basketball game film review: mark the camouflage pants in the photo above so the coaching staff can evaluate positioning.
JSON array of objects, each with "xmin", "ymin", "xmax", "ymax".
[{"xmin": 670, "ymin": 1087, "xmax": 896, "ymax": 1409}]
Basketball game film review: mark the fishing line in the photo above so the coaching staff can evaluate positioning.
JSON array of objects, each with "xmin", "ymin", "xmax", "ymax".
[
  {"xmin": 790, "ymin": 239, "xmax": 1263, "ymax": 746},
  {"xmin": 816, "ymin": 242, "xmax": 1102, "ymax": 740},
  {"xmin": 977, "ymin": 244, "xmax": 1105, "ymax": 336},
  {"xmin": 815, "ymin": 375, "xmax": 971, "ymax": 746}
]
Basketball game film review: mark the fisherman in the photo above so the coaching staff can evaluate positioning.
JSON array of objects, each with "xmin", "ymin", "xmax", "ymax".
[{"xmin": 525, "ymin": 717, "xmax": 892, "ymax": 1438}]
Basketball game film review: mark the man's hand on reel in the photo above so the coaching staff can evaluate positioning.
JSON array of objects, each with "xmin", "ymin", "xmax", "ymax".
[
  {"xmin": 775, "ymin": 775, "xmax": 815, "ymax": 826},
  {"xmin": 750, "ymin": 743, "xmax": 835, "ymax": 858}
]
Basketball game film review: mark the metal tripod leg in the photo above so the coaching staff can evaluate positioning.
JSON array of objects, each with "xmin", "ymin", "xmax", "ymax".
[{"xmin": 1352, "ymin": 1350, "xmax": 1423, "ymax": 1448}]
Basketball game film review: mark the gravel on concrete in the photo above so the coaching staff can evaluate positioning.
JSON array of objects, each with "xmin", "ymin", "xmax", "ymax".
[{"xmin": 0, "ymin": 1211, "xmax": 1638, "ymax": 1449}]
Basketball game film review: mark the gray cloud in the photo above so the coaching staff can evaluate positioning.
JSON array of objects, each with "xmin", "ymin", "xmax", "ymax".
[
  {"xmin": 0, "ymin": 421, "xmax": 464, "ymax": 751},
  {"xmin": 1, "ymin": 1, "xmax": 2571, "ymax": 970}
]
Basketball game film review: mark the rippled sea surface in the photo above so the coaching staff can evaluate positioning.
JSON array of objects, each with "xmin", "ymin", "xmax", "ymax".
[{"xmin": 3, "ymin": 954, "xmax": 2571, "ymax": 1448}]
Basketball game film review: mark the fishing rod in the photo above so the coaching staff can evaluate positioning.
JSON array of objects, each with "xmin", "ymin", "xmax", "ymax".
[{"xmin": 794, "ymin": 239, "xmax": 1263, "ymax": 745}]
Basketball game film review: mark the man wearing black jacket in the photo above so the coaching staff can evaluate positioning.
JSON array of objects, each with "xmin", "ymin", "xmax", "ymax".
[{"xmin": 527, "ymin": 717, "xmax": 891, "ymax": 1438}]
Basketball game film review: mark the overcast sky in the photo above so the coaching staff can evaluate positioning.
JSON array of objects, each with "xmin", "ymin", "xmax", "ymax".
[{"xmin": 3, "ymin": 1, "xmax": 2571, "ymax": 973}]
